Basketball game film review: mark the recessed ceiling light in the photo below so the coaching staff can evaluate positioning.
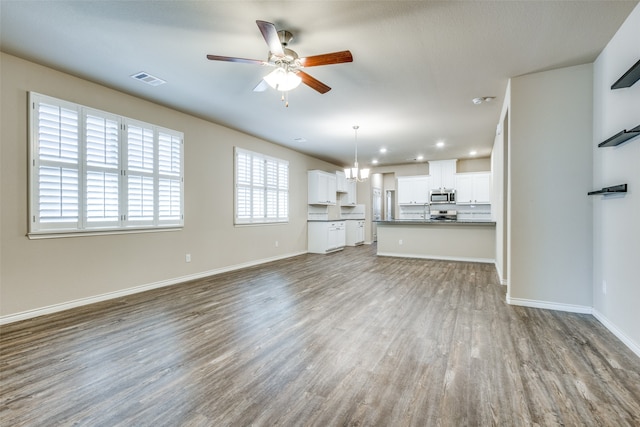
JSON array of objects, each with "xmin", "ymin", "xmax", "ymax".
[
  {"xmin": 436, "ymin": 141, "xmax": 445, "ymax": 148},
  {"xmin": 416, "ymin": 155, "xmax": 424, "ymax": 161},
  {"xmin": 469, "ymin": 150, "xmax": 477, "ymax": 156},
  {"xmin": 372, "ymin": 159, "xmax": 379, "ymax": 165},
  {"xmin": 379, "ymin": 148, "xmax": 387, "ymax": 154},
  {"xmin": 131, "ymin": 71, "xmax": 166, "ymax": 86}
]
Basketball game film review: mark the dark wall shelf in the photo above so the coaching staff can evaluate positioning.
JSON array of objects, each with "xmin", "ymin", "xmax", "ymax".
[
  {"xmin": 598, "ymin": 125, "xmax": 640, "ymax": 147},
  {"xmin": 588, "ymin": 184, "xmax": 627, "ymax": 196},
  {"xmin": 611, "ymin": 58, "xmax": 640, "ymax": 89}
]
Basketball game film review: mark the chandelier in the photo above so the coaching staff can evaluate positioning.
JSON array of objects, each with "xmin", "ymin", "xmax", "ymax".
[{"xmin": 344, "ymin": 125, "xmax": 369, "ymax": 181}]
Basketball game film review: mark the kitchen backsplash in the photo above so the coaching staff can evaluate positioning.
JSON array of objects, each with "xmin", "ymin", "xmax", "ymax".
[
  {"xmin": 398, "ymin": 203, "xmax": 491, "ymax": 220},
  {"xmin": 308, "ymin": 204, "xmax": 366, "ymax": 221}
]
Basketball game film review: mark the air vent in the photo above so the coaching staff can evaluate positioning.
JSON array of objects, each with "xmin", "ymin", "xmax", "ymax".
[{"xmin": 131, "ymin": 72, "xmax": 166, "ymax": 86}]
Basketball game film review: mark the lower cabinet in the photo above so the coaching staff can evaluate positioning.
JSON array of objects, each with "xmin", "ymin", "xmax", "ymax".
[
  {"xmin": 308, "ymin": 221, "xmax": 346, "ymax": 254},
  {"xmin": 346, "ymin": 220, "xmax": 365, "ymax": 246}
]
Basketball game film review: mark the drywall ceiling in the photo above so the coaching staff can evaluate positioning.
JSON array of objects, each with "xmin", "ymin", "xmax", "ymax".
[{"xmin": 1, "ymin": 1, "xmax": 637, "ymax": 167}]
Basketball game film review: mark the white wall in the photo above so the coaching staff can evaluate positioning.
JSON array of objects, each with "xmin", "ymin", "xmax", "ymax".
[
  {"xmin": 592, "ymin": 4, "xmax": 640, "ymax": 353},
  {"xmin": 0, "ymin": 53, "xmax": 339, "ymax": 321},
  {"xmin": 508, "ymin": 64, "xmax": 594, "ymax": 310},
  {"xmin": 491, "ymin": 82, "xmax": 510, "ymax": 286}
]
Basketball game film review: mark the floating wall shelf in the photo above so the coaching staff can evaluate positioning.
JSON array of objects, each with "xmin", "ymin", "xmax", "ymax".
[
  {"xmin": 598, "ymin": 125, "xmax": 640, "ymax": 147},
  {"xmin": 588, "ymin": 184, "xmax": 627, "ymax": 196},
  {"xmin": 611, "ymin": 58, "xmax": 640, "ymax": 89}
]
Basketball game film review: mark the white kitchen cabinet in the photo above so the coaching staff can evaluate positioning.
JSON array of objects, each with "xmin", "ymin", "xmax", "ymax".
[
  {"xmin": 341, "ymin": 179, "xmax": 357, "ymax": 206},
  {"xmin": 455, "ymin": 172, "xmax": 491, "ymax": 204},
  {"xmin": 308, "ymin": 221, "xmax": 346, "ymax": 253},
  {"xmin": 429, "ymin": 159, "xmax": 457, "ymax": 190},
  {"xmin": 397, "ymin": 176, "xmax": 430, "ymax": 205},
  {"xmin": 335, "ymin": 170, "xmax": 348, "ymax": 193},
  {"xmin": 346, "ymin": 220, "xmax": 365, "ymax": 246},
  {"xmin": 308, "ymin": 170, "xmax": 337, "ymax": 205}
]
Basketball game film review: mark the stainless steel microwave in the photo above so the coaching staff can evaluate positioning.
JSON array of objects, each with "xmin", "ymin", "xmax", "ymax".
[{"xmin": 430, "ymin": 189, "xmax": 456, "ymax": 204}]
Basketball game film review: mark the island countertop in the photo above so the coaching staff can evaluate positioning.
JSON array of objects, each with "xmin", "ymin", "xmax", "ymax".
[{"xmin": 375, "ymin": 219, "xmax": 496, "ymax": 226}]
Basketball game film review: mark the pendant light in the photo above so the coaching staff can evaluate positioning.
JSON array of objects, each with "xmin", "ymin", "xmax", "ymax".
[{"xmin": 345, "ymin": 125, "xmax": 369, "ymax": 181}]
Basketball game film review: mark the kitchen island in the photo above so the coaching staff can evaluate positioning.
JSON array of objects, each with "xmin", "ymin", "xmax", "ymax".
[{"xmin": 375, "ymin": 220, "xmax": 496, "ymax": 263}]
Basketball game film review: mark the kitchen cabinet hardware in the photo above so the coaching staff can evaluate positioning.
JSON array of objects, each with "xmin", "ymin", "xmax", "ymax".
[
  {"xmin": 611, "ymin": 58, "xmax": 640, "ymax": 89},
  {"xmin": 598, "ymin": 124, "xmax": 640, "ymax": 147},
  {"xmin": 587, "ymin": 184, "xmax": 627, "ymax": 196}
]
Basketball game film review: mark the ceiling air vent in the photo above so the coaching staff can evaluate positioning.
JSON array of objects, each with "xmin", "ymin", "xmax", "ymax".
[{"xmin": 131, "ymin": 71, "xmax": 166, "ymax": 86}]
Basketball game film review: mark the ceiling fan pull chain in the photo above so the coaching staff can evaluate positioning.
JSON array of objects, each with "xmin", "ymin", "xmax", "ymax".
[{"xmin": 281, "ymin": 91, "xmax": 289, "ymax": 107}]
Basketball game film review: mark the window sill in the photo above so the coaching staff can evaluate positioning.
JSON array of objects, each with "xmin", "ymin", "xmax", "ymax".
[{"xmin": 27, "ymin": 226, "xmax": 183, "ymax": 240}]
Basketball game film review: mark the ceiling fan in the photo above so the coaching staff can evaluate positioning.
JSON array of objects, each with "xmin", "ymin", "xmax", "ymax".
[{"xmin": 206, "ymin": 20, "xmax": 353, "ymax": 95}]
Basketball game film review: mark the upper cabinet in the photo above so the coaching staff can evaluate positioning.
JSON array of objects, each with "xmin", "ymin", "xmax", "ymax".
[
  {"xmin": 455, "ymin": 172, "xmax": 491, "ymax": 205},
  {"xmin": 397, "ymin": 175, "xmax": 430, "ymax": 204},
  {"xmin": 341, "ymin": 179, "xmax": 357, "ymax": 206},
  {"xmin": 335, "ymin": 170, "xmax": 348, "ymax": 193},
  {"xmin": 429, "ymin": 159, "xmax": 457, "ymax": 190},
  {"xmin": 308, "ymin": 170, "xmax": 337, "ymax": 205}
]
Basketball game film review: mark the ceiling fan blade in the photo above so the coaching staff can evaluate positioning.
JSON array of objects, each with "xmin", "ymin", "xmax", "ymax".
[
  {"xmin": 298, "ymin": 71, "xmax": 331, "ymax": 94},
  {"xmin": 206, "ymin": 54, "xmax": 267, "ymax": 66},
  {"xmin": 299, "ymin": 50, "xmax": 353, "ymax": 67},
  {"xmin": 256, "ymin": 20, "xmax": 284, "ymax": 57},
  {"xmin": 253, "ymin": 79, "xmax": 269, "ymax": 92}
]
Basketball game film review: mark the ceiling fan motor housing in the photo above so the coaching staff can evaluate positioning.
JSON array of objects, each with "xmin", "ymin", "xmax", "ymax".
[{"xmin": 270, "ymin": 48, "xmax": 300, "ymax": 69}]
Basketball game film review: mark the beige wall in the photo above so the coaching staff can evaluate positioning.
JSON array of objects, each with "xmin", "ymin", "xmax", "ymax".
[
  {"xmin": 371, "ymin": 157, "xmax": 491, "ymax": 176},
  {"xmin": 0, "ymin": 53, "xmax": 339, "ymax": 319},
  {"xmin": 592, "ymin": 4, "xmax": 640, "ymax": 352},
  {"xmin": 508, "ymin": 63, "xmax": 593, "ymax": 308}
]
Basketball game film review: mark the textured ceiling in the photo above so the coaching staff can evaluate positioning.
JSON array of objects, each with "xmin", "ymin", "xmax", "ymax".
[{"xmin": 1, "ymin": 1, "xmax": 637, "ymax": 167}]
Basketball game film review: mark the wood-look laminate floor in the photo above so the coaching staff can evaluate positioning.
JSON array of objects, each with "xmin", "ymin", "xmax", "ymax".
[{"xmin": 2, "ymin": 245, "xmax": 639, "ymax": 426}]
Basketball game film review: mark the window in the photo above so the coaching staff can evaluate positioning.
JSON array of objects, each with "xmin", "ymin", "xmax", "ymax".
[
  {"xmin": 29, "ymin": 92, "xmax": 183, "ymax": 236},
  {"xmin": 235, "ymin": 147, "xmax": 288, "ymax": 224}
]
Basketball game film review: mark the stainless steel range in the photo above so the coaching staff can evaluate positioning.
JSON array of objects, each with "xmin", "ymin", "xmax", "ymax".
[{"xmin": 430, "ymin": 210, "xmax": 457, "ymax": 221}]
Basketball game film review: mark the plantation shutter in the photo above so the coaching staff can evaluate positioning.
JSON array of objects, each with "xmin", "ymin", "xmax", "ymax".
[
  {"xmin": 29, "ymin": 92, "xmax": 184, "ymax": 236},
  {"xmin": 235, "ymin": 149, "xmax": 252, "ymax": 221},
  {"xmin": 85, "ymin": 113, "xmax": 120, "ymax": 224},
  {"xmin": 34, "ymin": 101, "xmax": 80, "ymax": 229},
  {"xmin": 158, "ymin": 132, "xmax": 183, "ymax": 222},
  {"xmin": 234, "ymin": 147, "xmax": 288, "ymax": 224},
  {"xmin": 126, "ymin": 123, "xmax": 155, "ymax": 223}
]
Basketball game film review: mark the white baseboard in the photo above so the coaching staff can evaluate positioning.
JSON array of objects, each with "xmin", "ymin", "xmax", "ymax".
[
  {"xmin": 592, "ymin": 309, "xmax": 640, "ymax": 359},
  {"xmin": 506, "ymin": 296, "xmax": 592, "ymax": 314},
  {"xmin": 377, "ymin": 252, "xmax": 495, "ymax": 264},
  {"xmin": 494, "ymin": 262, "xmax": 507, "ymax": 285},
  {"xmin": 0, "ymin": 251, "xmax": 306, "ymax": 325}
]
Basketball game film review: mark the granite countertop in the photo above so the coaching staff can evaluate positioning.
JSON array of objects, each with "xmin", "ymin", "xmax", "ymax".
[
  {"xmin": 375, "ymin": 219, "xmax": 496, "ymax": 226},
  {"xmin": 308, "ymin": 219, "xmax": 365, "ymax": 222}
]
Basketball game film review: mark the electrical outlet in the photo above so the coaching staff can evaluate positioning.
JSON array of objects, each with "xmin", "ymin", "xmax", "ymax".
[
  {"xmin": 399, "ymin": 239, "xmax": 403, "ymax": 245},
  {"xmin": 275, "ymin": 240, "xmax": 279, "ymax": 247},
  {"xmin": 185, "ymin": 254, "xmax": 191, "ymax": 263},
  {"xmin": 602, "ymin": 280, "xmax": 607, "ymax": 295}
]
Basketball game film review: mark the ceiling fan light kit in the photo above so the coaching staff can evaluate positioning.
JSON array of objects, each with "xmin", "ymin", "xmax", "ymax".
[
  {"xmin": 206, "ymin": 20, "xmax": 353, "ymax": 103},
  {"xmin": 263, "ymin": 68, "xmax": 301, "ymax": 91}
]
